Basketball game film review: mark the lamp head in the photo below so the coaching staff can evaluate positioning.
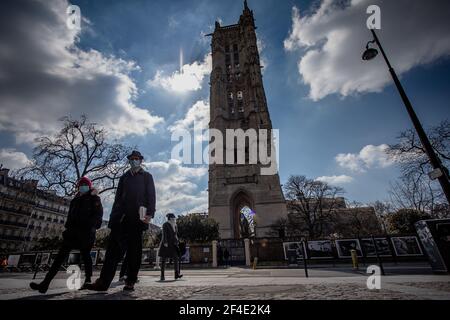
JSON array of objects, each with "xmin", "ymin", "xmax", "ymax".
[{"xmin": 362, "ymin": 40, "xmax": 378, "ymax": 61}]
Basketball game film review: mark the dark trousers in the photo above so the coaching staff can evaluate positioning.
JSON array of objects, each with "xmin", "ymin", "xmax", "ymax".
[
  {"xmin": 43, "ymin": 244, "xmax": 92, "ymax": 285},
  {"xmin": 160, "ymin": 255, "xmax": 180, "ymax": 278},
  {"xmin": 98, "ymin": 227, "xmax": 142, "ymax": 287},
  {"xmin": 119, "ymin": 252, "xmax": 128, "ymax": 278}
]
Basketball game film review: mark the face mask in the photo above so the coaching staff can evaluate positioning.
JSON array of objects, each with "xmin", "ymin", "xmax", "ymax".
[
  {"xmin": 79, "ymin": 185, "xmax": 90, "ymax": 194},
  {"xmin": 130, "ymin": 159, "xmax": 142, "ymax": 168}
]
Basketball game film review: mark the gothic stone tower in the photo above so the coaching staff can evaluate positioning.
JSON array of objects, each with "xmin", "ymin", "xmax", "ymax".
[{"xmin": 208, "ymin": 1, "xmax": 287, "ymax": 239}]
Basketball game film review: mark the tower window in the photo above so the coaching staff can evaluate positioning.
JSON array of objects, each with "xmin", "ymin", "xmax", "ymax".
[
  {"xmin": 237, "ymin": 100, "xmax": 244, "ymax": 113},
  {"xmin": 233, "ymin": 44, "xmax": 238, "ymax": 52},
  {"xmin": 225, "ymin": 45, "xmax": 230, "ymax": 53},
  {"xmin": 235, "ymin": 72, "xmax": 241, "ymax": 80},
  {"xmin": 237, "ymin": 91, "xmax": 243, "ymax": 100},
  {"xmin": 228, "ymin": 92, "xmax": 233, "ymax": 100}
]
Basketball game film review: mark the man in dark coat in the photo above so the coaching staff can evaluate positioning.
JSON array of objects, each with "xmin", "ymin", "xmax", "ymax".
[
  {"xmin": 159, "ymin": 213, "xmax": 182, "ymax": 281},
  {"xmin": 30, "ymin": 176, "xmax": 103, "ymax": 294},
  {"xmin": 88, "ymin": 150, "xmax": 156, "ymax": 291}
]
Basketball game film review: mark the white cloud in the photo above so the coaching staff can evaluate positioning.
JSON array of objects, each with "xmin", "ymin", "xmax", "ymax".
[
  {"xmin": 169, "ymin": 100, "xmax": 210, "ymax": 133},
  {"xmin": 0, "ymin": 0, "xmax": 164, "ymax": 144},
  {"xmin": 335, "ymin": 144, "xmax": 394, "ymax": 172},
  {"xmin": 148, "ymin": 54, "xmax": 212, "ymax": 93},
  {"xmin": 284, "ymin": 0, "xmax": 450, "ymax": 100},
  {"xmin": 0, "ymin": 148, "xmax": 31, "ymax": 170},
  {"xmin": 316, "ymin": 175, "xmax": 354, "ymax": 185},
  {"xmin": 144, "ymin": 159, "xmax": 208, "ymax": 214}
]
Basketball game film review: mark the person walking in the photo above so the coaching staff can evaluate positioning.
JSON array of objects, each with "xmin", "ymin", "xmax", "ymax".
[
  {"xmin": 30, "ymin": 177, "xmax": 103, "ymax": 293},
  {"xmin": 159, "ymin": 213, "xmax": 182, "ymax": 281},
  {"xmin": 223, "ymin": 248, "xmax": 230, "ymax": 267},
  {"xmin": 87, "ymin": 150, "xmax": 155, "ymax": 292}
]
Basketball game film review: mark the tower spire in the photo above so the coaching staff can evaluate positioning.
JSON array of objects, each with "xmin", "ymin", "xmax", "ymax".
[{"xmin": 244, "ymin": 0, "xmax": 249, "ymax": 10}]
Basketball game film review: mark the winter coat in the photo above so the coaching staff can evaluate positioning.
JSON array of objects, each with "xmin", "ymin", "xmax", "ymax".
[
  {"xmin": 63, "ymin": 189, "xmax": 103, "ymax": 249},
  {"xmin": 158, "ymin": 222, "xmax": 179, "ymax": 258},
  {"xmin": 108, "ymin": 168, "xmax": 156, "ymax": 231}
]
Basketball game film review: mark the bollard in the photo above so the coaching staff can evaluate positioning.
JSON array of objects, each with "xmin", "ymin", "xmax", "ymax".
[
  {"xmin": 350, "ymin": 249, "xmax": 359, "ymax": 270},
  {"xmin": 252, "ymin": 257, "xmax": 258, "ymax": 270}
]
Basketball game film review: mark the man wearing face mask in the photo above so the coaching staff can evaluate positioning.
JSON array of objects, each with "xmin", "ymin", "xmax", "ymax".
[
  {"xmin": 30, "ymin": 177, "xmax": 103, "ymax": 294},
  {"xmin": 87, "ymin": 150, "xmax": 156, "ymax": 292}
]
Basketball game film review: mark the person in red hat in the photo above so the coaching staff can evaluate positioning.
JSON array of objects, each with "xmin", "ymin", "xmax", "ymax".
[{"xmin": 29, "ymin": 176, "xmax": 103, "ymax": 294}]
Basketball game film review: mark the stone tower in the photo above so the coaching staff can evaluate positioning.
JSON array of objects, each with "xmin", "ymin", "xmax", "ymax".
[{"xmin": 208, "ymin": 0, "xmax": 287, "ymax": 239}]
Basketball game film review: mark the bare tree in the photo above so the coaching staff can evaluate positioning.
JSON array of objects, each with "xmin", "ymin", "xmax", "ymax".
[
  {"xmin": 284, "ymin": 175, "xmax": 345, "ymax": 239},
  {"xmin": 17, "ymin": 115, "xmax": 132, "ymax": 196},
  {"xmin": 387, "ymin": 120, "xmax": 449, "ymax": 215},
  {"xmin": 332, "ymin": 201, "xmax": 383, "ymax": 238},
  {"xmin": 370, "ymin": 200, "xmax": 393, "ymax": 233},
  {"xmin": 389, "ymin": 120, "xmax": 449, "ymax": 179},
  {"xmin": 389, "ymin": 173, "xmax": 441, "ymax": 214}
]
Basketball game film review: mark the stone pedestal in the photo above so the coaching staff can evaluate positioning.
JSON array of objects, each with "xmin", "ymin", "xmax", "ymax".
[
  {"xmin": 244, "ymin": 238, "xmax": 251, "ymax": 266},
  {"xmin": 212, "ymin": 240, "xmax": 218, "ymax": 267}
]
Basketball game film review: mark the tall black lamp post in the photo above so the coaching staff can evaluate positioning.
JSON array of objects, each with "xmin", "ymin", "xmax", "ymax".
[{"xmin": 362, "ymin": 29, "xmax": 450, "ymax": 204}]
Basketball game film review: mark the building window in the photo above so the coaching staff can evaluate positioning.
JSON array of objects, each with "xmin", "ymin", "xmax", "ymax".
[
  {"xmin": 225, "ymin": 44, "xmax": 230, "ymax": 53},
  {"xmin": 228, "ymin": 92, "xmax": 233, "ymax": 100},
  {"xmin": 237, "ymin": 91, "xmax": 243, "ymax": 100},
  {"xmin": 233, "ymin": 44, "xmax": 238, "ymax": 52}
]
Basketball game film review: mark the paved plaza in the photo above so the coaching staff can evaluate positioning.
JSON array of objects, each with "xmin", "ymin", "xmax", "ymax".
[{"xmin": 0, "ymin": 263, "xmax": 449, "ymax": 300}]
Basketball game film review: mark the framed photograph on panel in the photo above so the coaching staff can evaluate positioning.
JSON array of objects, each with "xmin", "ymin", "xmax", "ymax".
[
  {"xmin": 306, "ymin": 240, "xmax": 334, "ymax": 259},
  {"xmin": 391, "ymin": 236, "xmax": 423, "ymax": 256},
  {"xmin": 335, "ymin": 239, "xmax": 363, "ymax": 258},
  {"xmin": 283, "ymin": 242, "xmax": 307, "ymax": 264},
  {"xmin": 360, "ymin": 238, "xmax": 392, "ymax": 257}
]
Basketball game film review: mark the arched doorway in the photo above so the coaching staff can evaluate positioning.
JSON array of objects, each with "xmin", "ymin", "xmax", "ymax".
[{"xmin": 231, "ymin": 190, "xmax": 255, "ymax": 239}]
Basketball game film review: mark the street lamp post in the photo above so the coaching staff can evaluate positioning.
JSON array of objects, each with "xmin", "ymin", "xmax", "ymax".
[{"xmin": 363, "ymin": 29, "xmax": 450, "ymax": 204}]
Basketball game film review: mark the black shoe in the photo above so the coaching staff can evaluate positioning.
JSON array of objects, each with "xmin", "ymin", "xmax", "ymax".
[
  {"xmin": 79, "ymin": 280, "xmax": 91, "ymax": 290},
  {"xmin": 123, "ymin": 284, "xmax": 135, "ymax": 291},
  {"xmin": 175, "ymin": 274, "xmax": 183, "ymax": 280},
  {"xmin": 30, "ymin": 282, "xmax": 48, "ymax": 294},
  {"xmin": 85, "ymin": 280, "xmax": 108, "ymax": 292}
]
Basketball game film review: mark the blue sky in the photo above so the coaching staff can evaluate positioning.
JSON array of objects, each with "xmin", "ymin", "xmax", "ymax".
[{"xmin": 1, "ymin": 0, "xmax": 449, "ymax": 217}]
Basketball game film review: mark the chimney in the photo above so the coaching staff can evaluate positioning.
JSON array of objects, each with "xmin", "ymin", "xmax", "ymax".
[{"xmin": 0, "ymin": 168, "xmax": 10, "ymax": 186}]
